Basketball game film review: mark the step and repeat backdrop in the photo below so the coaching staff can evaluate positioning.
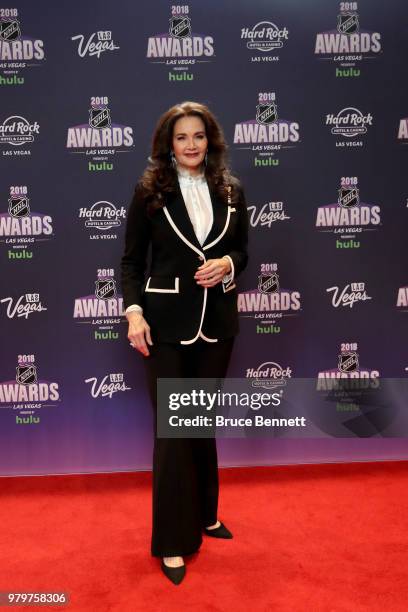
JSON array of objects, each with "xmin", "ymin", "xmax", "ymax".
[{"xmin": 1, "ymin": 0, "xmax": 407, "ymax": 476}]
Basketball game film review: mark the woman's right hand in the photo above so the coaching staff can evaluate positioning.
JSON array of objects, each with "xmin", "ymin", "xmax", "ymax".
[{"xmin": 127, "ymin": 311, "xmax": 153, "ymax": 357}]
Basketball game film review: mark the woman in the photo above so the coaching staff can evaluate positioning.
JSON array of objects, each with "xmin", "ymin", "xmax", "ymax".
[{"xmin": 120, "ymin": 101, "xmax": 249, "ymax": 585}]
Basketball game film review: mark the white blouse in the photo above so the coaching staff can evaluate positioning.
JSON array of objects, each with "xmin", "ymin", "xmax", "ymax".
[
  {"xmin": 125, "ymin": 168, "xmax": 233, "ymax": 319},
  {"xmin": 177, "ymin": 166, "xmax": 213, "ymax": 246}
]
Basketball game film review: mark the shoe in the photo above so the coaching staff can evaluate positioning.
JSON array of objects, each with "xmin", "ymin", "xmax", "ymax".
[
  {"xmin": 160, "ymin": 559, "xmax": 186, "ymax": 585},
  {"xmin": 203, "ymin": 521, "xmax": 233, "ymax": 539}
]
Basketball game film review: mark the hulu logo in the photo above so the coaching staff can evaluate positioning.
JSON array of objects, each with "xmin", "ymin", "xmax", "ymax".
[
  {"xmin": 336, "ymin": 239, "xmax": 360, "ymax": 249},
  {"xmin": 254, "ymin": 157, "xmax": 279, "ymax": 167},
  {"xmin": 16, "ymin": 415, "xmax": 40, "ymax": 424},
  {"xmin": 336, "ymin": 403, "xmax": 359, "ymax": 412},
  {"xmin": 0, "ymin": 74, "xmax": 24, "ymax": 86},
  {"xmin": 88, "ymin": 161, "xmax": 113, "ymax": 172},
  {"xmin": 335, "ymin": 67, "xmax": 360, "ymax": 78},
  {"xmin": 94, "ymin": 330, "xmax": 119, "ymax": 340},
  {"xmin": 169, "ymin": 72, "xmax": 194, "ymax": 81},
  {"xmin": 8, "ymin": 250, "xmax": 33, "ymax": 260},
  {"xmin": 256, "ymin": 324, "xmax": 281, "ymax": 334}
]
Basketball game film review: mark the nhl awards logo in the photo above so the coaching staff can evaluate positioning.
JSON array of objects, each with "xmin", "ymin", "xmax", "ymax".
[
  {"xmin": 79, "ymin": 200, "xmax": 126, "ymax": 241},
  {"xmin": 238, "ymin": 263, "xmax": 301, "ymax": 335},
  {"xmin": 233, "ymin": 93, "xmax": 300, "ymax": 167},
  {"xmin": 317, "ymin": 342, "xmax": 380, "ymax": 390},
  {"xmin": 337, "ymin": 12, "xmax": 359, "ymax": 35},
  {"xmin": 0, "ymin": 186, "xmax": 54, "ymax": 260},
  {"xmin": 314, "ymin": 2, "xmax": 381, "ymax": 76},
  {"xmin": 95, "ymin": 276, "xmax": 116, "ymax": 300},
  {"xmin": 169, "ymin": 14, "xmax": 191, "ymax": 38},
  {"xmin": 258, "ymin": 271, "xmax": 279, "ymax": 294},
  {"xmin": 256, "ymin": 101, "xmax": 278, "ymax": 124},
  {"xmin": 337, "ymin": 185, "xmax": 359, "ymax": 208},
  {"xmin": 73, "ymin": 268, "xmax": 125, "ymax": 341},
  {"xmin": 0, "ymin": 10, "xmax": 45, "ymax": 85},
  {"xmin": 338, "ymin": 350, "xmax": 359, "ymax": 373},
  {"xmin": 8, "ymin": 193, "xmax": 30, "ymax": 217},
  {"xmin": 0, "ymin": 16, "xmax": 21, "ymax": 40},
  {"xmin": 89, "ymin": 105, "xmax": 111, "ymax": 129},
  {"xmin": 146, "ymin": 5, "xmax": 215, "ymax": 80},
  {"xmin": 0, "ymin": 354, "xmax": 61, "ymax": 424},
  {"xmin": 71, "ymin": 30, "xmax": 120, "ymax": 59},
  {"xmin": 241, "ymin": 20, "xmax": 289, "ymax": 62},
  {"xmin": 314, "ymin": 345, "xmax": 386, "ymax": 432},
  {"xmin": 16, "ymin": 360, "xmax": 37, "ymax": 385},
  {"xmin": 66, "ymin": 96, "xmax": 134, "ymax": 172},
  {"xmin": 315, "ymin": 177, "xmax": 381, "ymax": 249}
]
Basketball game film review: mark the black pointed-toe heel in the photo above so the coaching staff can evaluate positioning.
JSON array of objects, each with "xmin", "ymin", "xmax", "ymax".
[
  {"xmin": 160, "ymin": 559, "xmax": 186, "ymax": 585},
  {"xmin": 203, "ymin": 521, "xmax": 233, "ymax": 539}
]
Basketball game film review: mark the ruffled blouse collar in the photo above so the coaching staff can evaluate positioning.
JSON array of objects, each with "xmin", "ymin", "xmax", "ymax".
[{"xmin": 177, "ymin": 165, "xmax": 206, "ymax": 185}]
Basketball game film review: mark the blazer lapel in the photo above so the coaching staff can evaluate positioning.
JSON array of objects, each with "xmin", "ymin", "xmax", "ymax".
[
  {"xmin": 202, "ymin": 187, "xmax": 229, "ymax": 249},
  {"xmin": 165, "ymin": 183, "xmax": 203, "ymax": 252},
  {"xmin": 164, "ymin": 182, "xmax": 229, "ymax": 253}
]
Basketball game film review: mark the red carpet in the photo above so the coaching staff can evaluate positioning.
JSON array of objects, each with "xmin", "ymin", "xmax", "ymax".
[{"xmin": 1, "ymin": 461, "xmax": 408, "ymax": 611}]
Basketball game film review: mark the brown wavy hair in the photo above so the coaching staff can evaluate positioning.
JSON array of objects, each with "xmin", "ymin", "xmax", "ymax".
[{"xmin": 140, "ymin": 101, "xmax": 240, "ymax": 214}]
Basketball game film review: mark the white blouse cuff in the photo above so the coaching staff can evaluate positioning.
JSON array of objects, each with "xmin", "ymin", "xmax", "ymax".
[
  {"xmin": 125, "ymin": 304, "xmax": 143, "ymax": 315},
  {"xmin": 221, "ymin": 255, "xmax": 234, "ymax": 284}
]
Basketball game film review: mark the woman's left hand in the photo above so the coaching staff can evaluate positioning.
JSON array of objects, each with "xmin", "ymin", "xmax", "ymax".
[{"xmin": 194, "ymin": 257, "xmax": 231, "ymax": 288}]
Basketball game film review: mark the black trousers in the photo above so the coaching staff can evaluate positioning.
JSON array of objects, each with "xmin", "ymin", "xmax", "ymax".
[{"xmin": 143, "ymin": 337, "xmax": 235, "ymax": 557}]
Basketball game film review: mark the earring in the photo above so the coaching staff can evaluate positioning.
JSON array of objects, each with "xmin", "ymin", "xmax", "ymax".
[
  {"xmin": 170, "ymin": 151, "xmax": 177, "ymax": 167},
  {"xmin": 204, "ymin": 151, "xmax": 208, "ymax": 166}
]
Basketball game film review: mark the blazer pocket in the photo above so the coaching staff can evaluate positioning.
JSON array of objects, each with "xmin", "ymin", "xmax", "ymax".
[{"xmin": 145, "ymin": 276, "xmax": 179, "ymax": 293}]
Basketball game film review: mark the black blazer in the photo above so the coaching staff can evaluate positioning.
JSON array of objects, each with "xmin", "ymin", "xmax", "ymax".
[{"xmin": 120, "ymin": 178, "xmax": 249, "ymax": 344}]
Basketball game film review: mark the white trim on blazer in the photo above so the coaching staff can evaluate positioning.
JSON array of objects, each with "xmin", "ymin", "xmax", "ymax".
[
  {"xmin": 163, "ymin": 206, "xmax": 204, "ymax": 258},
  {"xmin": 145, "ymin": 277, "xmax": 180, "ymax": 293},
  {"xmin": 203, "ymin": 206, "xmax": 233, "ymax": 251},
  {"xmin": 162, "ymin": 206, "xmax": 219, "ymax": 344}
]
